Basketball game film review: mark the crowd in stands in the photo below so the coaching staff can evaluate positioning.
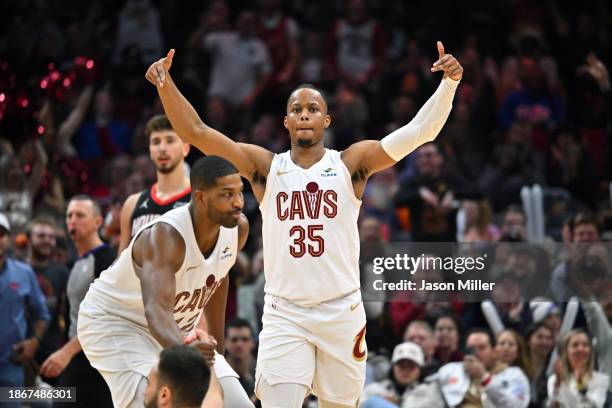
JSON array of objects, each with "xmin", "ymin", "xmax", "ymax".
[{"xmin": 1, "ymin": 0, "xmax": 611, "ymax": 406}]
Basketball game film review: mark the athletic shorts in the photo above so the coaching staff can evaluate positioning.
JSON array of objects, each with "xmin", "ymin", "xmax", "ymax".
[
  {"xmin": 255, "ymin": 290, "xmax": 367, "ymax": 406},
  {"xmin": 78, "ymin": 300, "xmax": 237, "ymax": 407}
]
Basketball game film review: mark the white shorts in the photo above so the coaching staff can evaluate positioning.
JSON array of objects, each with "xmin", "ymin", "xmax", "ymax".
[
  {"xmin": 78, "ymin": 301, "xmax": 238, "ymax": 407},
  {"xmin": 255, "ymin": 290, "xmax": 367, "ymax": 406}
]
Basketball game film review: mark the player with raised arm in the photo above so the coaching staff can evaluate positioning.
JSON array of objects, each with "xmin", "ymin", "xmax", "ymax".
[
  {"xmin": 146, "ymin": 41, "xmax": 463, "ymax": 407},
  {"xmin": 78, "ymin": 156, "xmax": 254, "ymax": 408}
]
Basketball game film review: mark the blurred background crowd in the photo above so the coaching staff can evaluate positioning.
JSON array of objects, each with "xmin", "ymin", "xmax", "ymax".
[{"xmin": 1, "ymin": 0, "xmax": 611, "ymax": 406}]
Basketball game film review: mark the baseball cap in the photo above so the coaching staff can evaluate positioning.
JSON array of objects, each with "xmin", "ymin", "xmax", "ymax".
[
  {"xmin": 530, "ymin": 297, "xmax": 559, "ymax": 324},
  {"xmin": 391, "ymin": 342, "xmax": 424, "ymax": 366},
  {"xmin": 0, "ymin": 213, "xmax": 10, "ymax": 232}
]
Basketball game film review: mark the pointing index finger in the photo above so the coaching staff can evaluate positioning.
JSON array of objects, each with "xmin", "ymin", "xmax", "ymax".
[
  {"xmin": 166, "ymin": 48, "xmax": 175, "ymax": 63},
  {"xmin": 437, "ymin": 41, "xmax": 445, "ymax": 59}
]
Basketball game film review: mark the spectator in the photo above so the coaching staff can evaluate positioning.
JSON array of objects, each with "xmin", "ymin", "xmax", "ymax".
[
  {"xmin": 526, "ymin": 322, "xmax": 556, "ymax": 407},
  {"xmin": 74, "ymin": 89, "xmax": 132, "ymax": 165},
  {"xmin": 403, "ymin": 320, "xmax": 439, "ymax": 379},
  {"xmin": 24, "ymin": 216, "xmax": 69, "ymax": 383},
  {"xmin": 325, "ymin": 0, "xmax": 385, "ymax": 91},
  {"xmin": 199, "ymin": 10, "xmax": 271, "ymax": 113},
  {"xmin": 500, "ymin": 205, "xmax": 528, "ymax": 242},
  {"xmin": 40, "ymin": 195, "xmax": 115, "ymax": 407},
  {"xmin": 434, "ymin": 315, "xmax": 464, "ymax": 365},
  {"xmin": 225, "ymin": 318, "xmax": 257, "ymax": 402},
  {"xmin": 0, "ymin": 140, "xmax": 48, "ymax": 233},
  {"xmin": 257, "ymin": 0, "xmax": 300, "ymax": 94},
  {"xmin": 361, "ymin": 342, "xmax": 424, "ymax": 407},
  {"xmin": 546, "ymin": 329, "xmax": 609, "ymax": 408},
  {"xmin": 529, "ymin": 298, "xmax": 561, "ymax": 339},
  {"xmin": 0, "ymin": 212, "xmax": 49, "ymax": 396},
  {"xmin": 114, "ymin": 0, "xmax": 163, "ymax": 65},
  {"xmin": 495, "ymin": 329, "xmax": 533, "ymax": 380},
  {"xmin": 550, "ymin": 212, "xmax": 601, "ymax": 301},
  {"xmin": 437, "ymin": 328, "xmax": 530, "ymax": 407},
  {"xmin": 394, "ymin": 143, "xmax": 479, "ymax": 242}
]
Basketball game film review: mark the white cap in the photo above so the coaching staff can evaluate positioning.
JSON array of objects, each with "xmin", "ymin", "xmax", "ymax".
[
  {"xmin": 391, "ymin": 342, "xmax": 424, "ymax": 366},
  {"xmin": 530, "ymin": 297, "xmax": 559, "ymax": 323},
  {"xmin": 0, "ymin": 213, "xmax": 10, "ymax": 232}
]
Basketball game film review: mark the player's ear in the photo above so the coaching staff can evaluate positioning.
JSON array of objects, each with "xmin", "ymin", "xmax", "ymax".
[
  {"xmin": 283, "ymin": 116, "xmax": 288, "ymax": 130},
  {"xmin": 194, "ymin": 190, "xmax": 206, "ymax": 206},
  {"xmin": 324, "ymin": 114, "xmax": 331, "ymax": 128},
  {"xmin": 158, "ymin": 386, "xmax": 171, "ymax": 405},
  {"xmin": 182, "ymin": 143, "xmax": 190, "ymax": 157}
]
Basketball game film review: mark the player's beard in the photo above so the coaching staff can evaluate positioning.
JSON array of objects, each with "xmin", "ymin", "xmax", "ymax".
[
  {"xmin": 207, "ymin": 203, "xmax": 241, "ymax": 228},
  {"xmin": 156, "ymin": 159, "xmax": 179, "ymax": 174}
]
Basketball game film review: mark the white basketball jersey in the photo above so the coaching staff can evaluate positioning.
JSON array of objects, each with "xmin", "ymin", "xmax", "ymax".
[
  {"xmin": 260, "ymin": 149, "xmax": 361, "ymax": 306},
  {"xmin": 85, "ymin": 205, "xmax": 238, "ymax": 334}
]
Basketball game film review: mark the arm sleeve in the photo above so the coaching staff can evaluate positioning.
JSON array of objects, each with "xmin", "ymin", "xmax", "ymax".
[{"xmin": 381, "ymin": 77, "xmax": 459, "ymax": 161}]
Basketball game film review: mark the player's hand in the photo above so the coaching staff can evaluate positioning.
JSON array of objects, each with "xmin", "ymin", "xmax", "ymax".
[
  {"xmin": 40, "ymin": 347, "xmax": 72, "ymax": 378},
  {"xmin": 185, "ymin": 328, "xmax": 217, "ymax": 366},
  {"xmin": 11, "ymin": 338, "xmax": 39, "ymax": 363},
  {"xmin": 145, "ymin": 49, "xmax": 175, "ymax": 88},
  {"xmin": 431, "ymin": 41, "xmax": 463, "ymax": 81}
]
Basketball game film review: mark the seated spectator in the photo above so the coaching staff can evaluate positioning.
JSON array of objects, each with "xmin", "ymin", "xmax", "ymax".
[
  {"xmin": 547, "ymin": 329, "xmax": 609, "ymax": 408},
  {"xmin": 361, "ymin": 342, "xmax": 424, "ymax": 407},
  {"xmin": 495, "ymin": 329, "xmax": 532, "ymax": 380},
  {"xmin": 437, "ymin": 328, "xmax": 530, "ymax": 407},
  {"xmin": 434, "ymin": 314, "xmax": 464, "ymax": 364},
  {"xmin": 526, "ymin": 322, "xmax": 555, "ymax": 407},
  {"xmin": 403, "ymin": 320, "xmax": 441, "ymax": 380},
  {"xmin": 144, "ymin": 344, "xmax": 220, "ymax": 408}
]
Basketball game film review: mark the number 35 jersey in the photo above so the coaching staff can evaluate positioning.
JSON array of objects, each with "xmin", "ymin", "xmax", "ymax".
[{"xmin": 260, "ymin": 149, "xmax": 361, "ymax": 306}]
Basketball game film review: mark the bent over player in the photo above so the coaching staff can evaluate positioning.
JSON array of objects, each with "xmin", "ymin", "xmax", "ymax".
[
  {"xmin": 147, "ymin": 41, "xmax": 463, "ymax": 407},
  {"xmin": 78, "ymin": 156, "xmax": 253, "ymax": 408}
]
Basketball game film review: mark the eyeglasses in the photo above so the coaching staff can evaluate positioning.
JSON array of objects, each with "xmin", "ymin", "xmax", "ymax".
[{"xmin": 229, "ymin": 336, "xmax": 250, "ymax": 343}]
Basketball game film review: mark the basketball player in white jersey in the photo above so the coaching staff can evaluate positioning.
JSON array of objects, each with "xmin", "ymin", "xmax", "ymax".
[
  {"xmin": 77, "ymin": 156, "xmax": 254, "ymax": 408},
  {"xmin": 118, "ymin": 114, "xmax": 191, "ymax": 253},
  {"xmin": 146, "ymin": 41, "xmax": 463, "ymax": 407}
]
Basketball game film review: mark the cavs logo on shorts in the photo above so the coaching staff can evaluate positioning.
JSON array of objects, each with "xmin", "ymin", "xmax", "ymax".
[{"xmin": 352, "ymin": 325, "xmax": 367, "ymax": 362}]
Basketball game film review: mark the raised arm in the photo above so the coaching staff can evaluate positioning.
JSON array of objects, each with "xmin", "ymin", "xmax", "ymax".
[
  {"xmin": 342, "ymin": 42, "xmax": 462, "ymax": 198},
  {"xmin": 145, "ymin": 50, "xmax": 273, "ymax": 199}
]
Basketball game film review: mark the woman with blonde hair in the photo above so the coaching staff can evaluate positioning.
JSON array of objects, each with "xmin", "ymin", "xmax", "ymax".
[{"xmin": 547, "ymin": 329, "xmax": 609, "ymax": 408}]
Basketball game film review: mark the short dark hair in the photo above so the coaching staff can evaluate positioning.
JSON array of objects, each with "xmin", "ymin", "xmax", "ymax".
[
  {"xmin": 190, "ymin": 156, "xmax": 238, "ymax": 191},
  {"xmin": 572, "ymin": 212, "xmax": 600, "ymax": 233},
  {"xmin": 465, "ymin": 328, "xmax": 494, "ymax": 347},
  {"xmin": 67, "ymin": 195, "xmax": 102, "ymax": 216},
  {"xmin": 287, "ymin": 83, "xmax": 328, "ymax": 108},
  {"xmin": 226, "ymin": 317, "xmax": 254, "ymax": 337},
  {"xmin": 157, "ymin": 345, "xmax": 210, "ymax": 407},
  {"xmin": 27, "ymin": 216, "xmax": 57, "ymax": 235},
  {"xmin": 145, "ymin": 115, "xmax": 174, "ymax": 140}
]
